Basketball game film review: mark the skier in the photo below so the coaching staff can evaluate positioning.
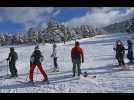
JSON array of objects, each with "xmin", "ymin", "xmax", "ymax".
[
  {"xmin": 6, "ymin": 47, "xmax": 18, "ymax": 77},
  {"xmin": 71, "ymin": 41, "xmax": 84, "ymax": 77},
  {"xmin": 126, "ymin": 40, "xmax": 133, "ymax": 63},
  {"xmin": 51, "ymin": 43, "xmax": 59, "ymax": 72},
  {"xmin": 29, "ymin": 45, "xmax": 49, "ymax": 83},
  {"xmin": 113, "ymin": 40, "xmax": 128, "ymax": 70}
]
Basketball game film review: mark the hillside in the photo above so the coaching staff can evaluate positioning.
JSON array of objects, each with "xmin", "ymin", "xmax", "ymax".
[
  {"xmin": 103, "ymin": 17, "xmax": 134, "ymax": 34},
  {"xmin": 0, "ymin": 33, "xmax": 134, "ymax": 93}
]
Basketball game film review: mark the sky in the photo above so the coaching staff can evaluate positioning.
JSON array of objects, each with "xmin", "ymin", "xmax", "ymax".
[{"xmin": 0, "ymin": 7, "xmax": 133, "ymax": 32}]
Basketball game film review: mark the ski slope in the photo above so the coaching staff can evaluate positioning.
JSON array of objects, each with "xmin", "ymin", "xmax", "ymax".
[{"xmin": 0, "ymin": 32, "xmax": 134, "ymax": 93}]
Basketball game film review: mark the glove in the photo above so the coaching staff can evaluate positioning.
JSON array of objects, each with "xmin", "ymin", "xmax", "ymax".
[
  {"xmin": 40, "ymin": 57, "xmax": 44, "ymax": 62},
  {"xmin": 6, "ymin": 58, "xmax": 9, "ymax": 61},
  {"xmin": 113, "ymin": 48, "xmax": 115, "ymax": 50}
]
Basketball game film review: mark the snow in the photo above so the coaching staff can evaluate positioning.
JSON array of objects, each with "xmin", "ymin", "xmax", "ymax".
[{"xmin": 0, "ymin": 32, "xmax": 134, "ymax": 93}]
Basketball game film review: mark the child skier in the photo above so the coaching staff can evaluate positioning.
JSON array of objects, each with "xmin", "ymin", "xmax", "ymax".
[
  {"xmin": 29, "ymin": 45, "xmax": 49, "ymax": 83},
  {"xmin": 6, "ymin": 47, "xmax": 18, "ymax": 77},
  {"xmin": 51, "ymin": 43, "xmax": 59, "ymax": 72},
  {"xmin": 126, "ymin": 40, "xmax": 133, "ymax": 63},
  {"xmin": 113, "ymin": 40, "xmax": 128, "ymax": 70},
  {"xmin": 71, "ymin": 41, "xmax": 84, "ymax": 76}
]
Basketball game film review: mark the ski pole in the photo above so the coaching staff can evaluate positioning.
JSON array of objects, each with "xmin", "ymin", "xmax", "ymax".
[
  {"xmin": 113, "ymin": 57, "xmax": 116, "ymax": 66},
  {"xmin": 6, "ymin": 60, "xmax": 9, "ymax": 76},
  {"xmin": 25, "ymin": 71, "xmax": 29, "ymax": 81},
  {"xmin": 113, "ymin": 46, "xmax": 117, "ymax": 66},
  {"xmin": 113, "ymin": 51, "xmax": 116, "ymax": 65},
  {"xmin": 25, "ymin": 64, "xmax": 30, "ymax": 81},
  {"xmin": 35, "ymin": 68, "xmax": 38, "ymax": 81}
]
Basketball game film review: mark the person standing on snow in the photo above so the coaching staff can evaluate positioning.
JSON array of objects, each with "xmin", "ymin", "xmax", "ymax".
[
  {"xmin": 29, "ymin": 45, "xmax": 49, "ymax": 83},
  {"xmin": 51, "ymin": 43, "xmax": 59, "ymax": 72},
  {"xmin": 113, "ymin": 40, "xmax": 128, "ymax": 70},
  {"xmin": 6, "ymin": 47, "xmax": 18, "ymax": 77},
  {"xmin": 126, "ymin": 40, "xmax": 133, "ymax": 63},
  {"xmin": 71, "ymin": 41, "xmax": 84, "ymax": 77}
]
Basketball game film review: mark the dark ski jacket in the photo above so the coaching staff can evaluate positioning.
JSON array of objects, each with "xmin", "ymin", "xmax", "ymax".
[
  {"xmin": 127, "ymin": 43, "xmax": 133, "ymax": 59},
  {"xmin": 114, "ymin": 45, "xmax": 125, "ymax": 59},
  {"xmin": 7, "ymin": 51, "xmax": 18, "ymax": 63},
  {"xmin": 128, "ymin": 43, "xmax": 133, "ymax": 53},
  {"xmin": 71, "ymin": 46, "xmax": 84, "ymax": 62},
  {"xmin": 30, "ymin": 49, "xmax": 44, "ymax": 64}
]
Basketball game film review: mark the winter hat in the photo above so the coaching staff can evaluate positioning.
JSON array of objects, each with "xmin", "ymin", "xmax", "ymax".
[
  {"xmin": 117, "ymin": 42, "xmax": 121, "ymax": 45},
  {"xmin": 75, "ymin": 41, "xmax": 80, "ymax": 46},
  {"xmin": 10, "ymin": 47, "xmax": 14, "ymax": 51},
  {"xmin": 116, "ymin": 40, "xmax": 122, "ymax": 45},
  {"xmin": 35, "ymin": 45, "xmax": 39, "ymax": 50},
  {"xmin": 127, "ymin": 40, "xmax": 132, "ymax": 44}
]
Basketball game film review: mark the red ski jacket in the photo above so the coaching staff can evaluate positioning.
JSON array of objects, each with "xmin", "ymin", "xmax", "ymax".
[{"xmin": 71, "ymin": 46, "xmax": 84, "ymax": 62}]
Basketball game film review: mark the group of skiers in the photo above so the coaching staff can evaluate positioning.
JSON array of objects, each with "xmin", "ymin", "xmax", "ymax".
[
  {"xmin": 113, "ymin": 39, "xmax": 133, "ymax": 70},
  {"xmin": 5, "ymin": 41, "xmax": 84, "ymax": 83},
  {"xmin": 4, "ymin": 39, "xmax": 134, "ymax": 83}
]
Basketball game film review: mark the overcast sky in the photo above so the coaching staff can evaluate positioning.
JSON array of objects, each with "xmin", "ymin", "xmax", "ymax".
[{"xmin": 0, "ymin": 7, "xmax": 133, "ymax": 32}]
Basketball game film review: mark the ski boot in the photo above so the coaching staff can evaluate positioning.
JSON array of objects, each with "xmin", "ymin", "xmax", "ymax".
[
  {"xmin": 55, "ymin": 68, "xmax": 59, "ymax": 72},
  {"xmin": 10, "ymin": 74, "xmax": 17, "ymax": 78},
  {"xmin": 28, "ymin": 80, "xmax": 34, "ymax": 85},
  {"xmin": 72, "ymin": 73, "xmax": 75, "ymax": 77},
  {"xmin": 42, "ymin": 79, "xmax": 50, "ymax": 84},
  {"xmin": 122, "ymin": 64, "xmax": 129, "ymax": 71},
  {"xmin": 52, "ymin": 67, "xmax": 59, "ymax": 72}
]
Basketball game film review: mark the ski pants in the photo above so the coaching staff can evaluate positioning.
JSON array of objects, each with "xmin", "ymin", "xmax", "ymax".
[
  {"xmin": 9, "ymin": 61, "xmax": 18, "ymax": 76},
  {"xmin": 116, "ymin": 54, "xmax": 125, "ymax": 66},
  {"xmin": 53, "ymin": 57, "xmax": 58, "ymax": 69},
  {"xmin": 72, "ymin": 59, "xmax": 81, "ymax": 76},
  {"xmin": 29, "ymin": 64, "xmax": 48, "ymax": 81}
]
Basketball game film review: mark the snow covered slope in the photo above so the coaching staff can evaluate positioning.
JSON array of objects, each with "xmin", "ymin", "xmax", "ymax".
[{"xmin": 0, "ymin": 32, "xmax": 134, "ymax": 93}]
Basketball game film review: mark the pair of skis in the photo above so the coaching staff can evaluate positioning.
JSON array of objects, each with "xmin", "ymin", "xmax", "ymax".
[
  {"xmin": 16, "ymin": 80, "xmax": 50, "ymax": 87},
  {"xmin": 0, "ymin": 75, "xmax": 23, "ymax": 80}
]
